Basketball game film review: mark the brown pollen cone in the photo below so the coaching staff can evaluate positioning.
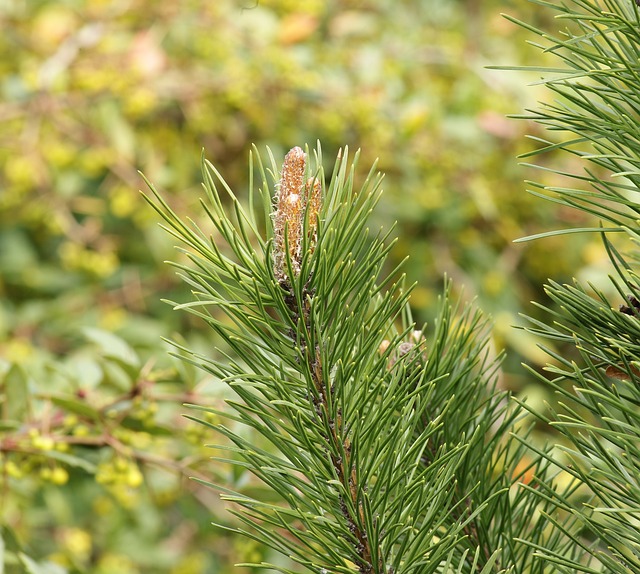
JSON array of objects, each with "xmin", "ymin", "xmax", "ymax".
[{"xmin": 274, "ymin": 147, "xmax": 306, "ymax": 282}]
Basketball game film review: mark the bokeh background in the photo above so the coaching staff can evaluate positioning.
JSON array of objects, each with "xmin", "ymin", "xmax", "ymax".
[{"xmin": 0, "ymin": 1, "xmax": 610, "ymax": 572}]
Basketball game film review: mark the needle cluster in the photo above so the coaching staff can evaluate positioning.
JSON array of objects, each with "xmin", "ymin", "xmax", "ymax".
[{"xmin": 143, "ymin": 144, "xmax": 574, "ymax": 574}]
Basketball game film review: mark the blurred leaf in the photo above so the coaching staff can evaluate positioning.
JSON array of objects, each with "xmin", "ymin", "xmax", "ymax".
[
  {"xmin": 18, "ymin": 554, "xmax": 67, "ymax": 574},
  {"xmin": 120, "ymin": 416, "xmax": 173, "ymax": 436},
  {"xmin": 0, "ymin": 420, "xmax": 20, "ymax": 431},
  {"xmin": 98, "ymin": 100, "xmax": 136, "ymax": 162},
  {"xmin": 42, "ymin": 450, "xmax": 97, "ymax": 473},
  {"xmin": 66, "ymin": 355, "xmax": 103, "ymax": 390},
  {"xmin": 0, "ymin": 526, "xmax": 20, "ymax": 553},
  {"xmin": 0, "ymin": 229, "xmax": 37, "ymax": 275},
  {"xmin": 0, "ymin": 527, "xmax": 22, "ymax": 574},
  {"xmin": 48, "ymin": 395, "xmax": 100, "ymax": 421},
  {"xmin": 2, "ymin": 365, "xmax": 29, "ymax": 420},
  {"xmin": 101, "ymin": 360, "xmax": 136, "ymax": 391},
  {"xmin": 82, "ymin": 327, "xmax": 140, "ymax": 369}
]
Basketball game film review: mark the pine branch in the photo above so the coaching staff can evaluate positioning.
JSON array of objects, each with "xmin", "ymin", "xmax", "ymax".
[
  {"xmin": 145, "ymin": 145, "xmax": 479, "ymax": 573},
  {"xmin": 499, "ymin": 0, "xmax": 640, "ymax": 242},
  {"xmin": 507, "ymin": 1, "xmax": 640, "ymax": 571},
  {"xmin": 144, "ymin": 143, "xmax": 570, "ymax": 573}
]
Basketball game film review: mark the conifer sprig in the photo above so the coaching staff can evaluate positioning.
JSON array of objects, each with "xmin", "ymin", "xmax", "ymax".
[
  {"xmin": 506, "ymin": 1, "xmax": 640, "ymax": 571},
  {"xmin": 144, "ymin": 146, "xmax": 479, "ymax": 573},
  {"xmin": 143, "ymin": 144, "xmax": 570, "ymax": 573},
  {"xmin": 501, "ymin": 0, "xmax": 640, "ymax": 242}
]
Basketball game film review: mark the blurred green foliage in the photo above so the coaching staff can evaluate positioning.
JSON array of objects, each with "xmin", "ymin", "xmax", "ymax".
[{"xmin": 0, "ymin": 0, "xmax": 611, "ymax": 572}]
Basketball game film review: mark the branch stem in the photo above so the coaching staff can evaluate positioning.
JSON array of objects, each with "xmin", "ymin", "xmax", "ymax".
[{"xmin": 286, "ymin": 281, "xmax": 384, "ymax": 574}]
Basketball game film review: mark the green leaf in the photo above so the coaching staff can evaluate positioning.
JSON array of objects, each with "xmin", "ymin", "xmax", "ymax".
[
  {"xmin": 41, "ymin": 449, "xmax": 97, "ymax": 473},
  {"xmin": 0, "ymin": 525, "xmax": 21, "ymax": 555},
  {"xmin": 66, "ymin": 355, "xmax": 104, "ymax": 389},
  {"xmin": 82, "ymin": 327, "xmax": 140, "ymax": 369},
  {"xmin": 2, "ymin": 364, "xmax": 29, "ymax": 421},
  {"xmin": 48, "ymin": 395, "xmax": 101, "ymax": 421},
  {"xmin": 119, "ymin": 416, "xmax": 173, "ymax": 436},
  {"xmin": 18, "ymin": 554, "xmax": 68, "ymax": 574},
  {"xmin": 0, "ymin": 419, "xmax": 20, "ymax": 432}
]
